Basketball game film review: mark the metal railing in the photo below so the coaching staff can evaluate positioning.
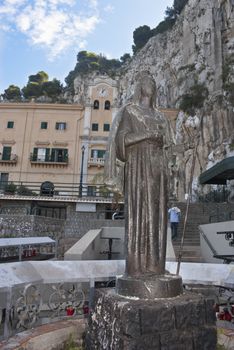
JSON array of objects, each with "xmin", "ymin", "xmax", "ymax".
[
  {"xmin": 0, "ymin": 181, "xmax": 122, "ymax": 202},
  {"xmin": 30, "ymin": 154, "xmax": 68, "ymax": 164},
  {"xmin": 0, "ymin": 154, "xmax": 17, "ymax": 163}
]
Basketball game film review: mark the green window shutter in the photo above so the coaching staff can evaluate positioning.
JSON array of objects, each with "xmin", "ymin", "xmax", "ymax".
[
  {"xmin": 7, "ymin": 121, "xmax": 14, "ymax": 129},
  {"xmin": 2, "ymin": 147, "xmax": 11, "ymax": 160},
  {"xmin": 41, "ymin": 122, "xmax": 47, "ymax": 129},
  {"xmin": 45, "ymin": 148, "xmax": 50, "ymax": 161},
  {"xmin": 51, "ymin": 148, "xmax": 55, "ymax": 162},
  {"xmin": 98, "ymin": 150, "xmax": 106, "ymax": 158},
  {"xmin": 64, "ymin": 149, "xmax": 68, "ymax": 162},
  {"xmin": 33, "ymin": 148, "xmax": 38, "ymax": 161}
]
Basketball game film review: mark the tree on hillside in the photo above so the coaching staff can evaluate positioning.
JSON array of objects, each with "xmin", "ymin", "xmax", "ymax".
[
  {"xmin": 132, "ymin": 25, "xmax": 153, "ymax": 54},
  {"xmin": 28, "ymin": 71, "xmax": 49, "ymax": 84},
  {"xmin": 22, "ymin": 82, "xmax": 42, "ymax": 99},
  {"xmin": 41, "ymin": 79, "xmax": 63, "ymax": 99},
  {"xmin": 65, "ymin": 51, "xmax": 122, "ymax": 89},
  {"xmin": 22, "ymin": 71, "xmax": 62, "ymax": 100},
  {"xmin": 165, "ymin": 0, "xmax": 188, "ymax": 19},
  {"xmin": 2, "ymin": 85, "xmax": 21, "ymax": 101},
  {"xmin": 120, "ymin": 53, "xmax": 131, "ymax": 63}
]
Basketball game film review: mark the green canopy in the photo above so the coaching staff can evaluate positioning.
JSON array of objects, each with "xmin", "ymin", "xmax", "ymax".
[{"xmin": 199, "ymin": 156, "xmax": 234, "ymax": 185}]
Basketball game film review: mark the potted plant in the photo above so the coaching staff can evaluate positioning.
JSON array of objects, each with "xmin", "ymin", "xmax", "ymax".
[{"xmin": 4, "ymin": 183, "xmax": 17, "ymax": 195}]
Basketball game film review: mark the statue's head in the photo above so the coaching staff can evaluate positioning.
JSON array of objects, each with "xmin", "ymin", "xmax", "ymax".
[{"xmin": 133, "ymin": 71, "xmax": 156, "ymax": 107}]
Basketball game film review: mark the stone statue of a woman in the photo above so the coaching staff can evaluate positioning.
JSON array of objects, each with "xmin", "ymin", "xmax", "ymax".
[{"xmin": 105, "ymin": 72, "xmax": 182, "ymax": 298}]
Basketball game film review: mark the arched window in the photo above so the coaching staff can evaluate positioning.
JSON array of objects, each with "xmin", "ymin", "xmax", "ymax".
[
  {"xmin": 93, "ymin": 100, "xmax": 99, "ymax": 109},
  {"xmin": 104, "ymin": 100, "xmax": 110, "ymax": 110}
]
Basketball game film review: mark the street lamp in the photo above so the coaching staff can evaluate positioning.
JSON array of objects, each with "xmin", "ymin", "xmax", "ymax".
[{"xmin": 79, "ymin": 145, "xmax": 85, "ymax": 197}]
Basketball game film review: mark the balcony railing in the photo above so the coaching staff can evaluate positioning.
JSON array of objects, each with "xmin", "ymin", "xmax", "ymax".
[
  {"xmin": 0, "ymin": 154, "xmax": 18, "ymax": 164},
  {"xmin": 30, "ymin": 154, "xmax": 68, "ymax": 165},
  {"xmin": 88, "ymin": 158, "xmax": 105, "ymax": 167},
  {"xmin": 0, "ymin": 181, "xmax": 123, "ymax": 203}
]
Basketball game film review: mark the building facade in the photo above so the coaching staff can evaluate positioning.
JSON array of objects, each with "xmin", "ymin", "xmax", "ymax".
[
  {"xmin": 0, "ymin": 103, "xmax": 83, "ymax": 193},
  {"xmin": 0, "ymin": 76, "xmax": 118, "ymax": 198}
]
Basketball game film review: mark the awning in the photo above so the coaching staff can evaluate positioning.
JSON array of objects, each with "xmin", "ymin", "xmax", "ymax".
[
  {"xmin": 0, "ymin": 236, "xmax": 55, "ymax": 248},
  {"xmin": 199, "ymin": 156, "xmax": 234, "ymax": 185}
]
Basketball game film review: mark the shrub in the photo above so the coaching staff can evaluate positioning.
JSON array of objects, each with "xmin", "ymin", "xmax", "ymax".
[
  {"xmin": 4, "ymin": 183, "xmax": 16, "ymax": 194},
  {"xmin": 17, "ymin": 185, "xmax": 37, "ymax": 196},
  {"xmin": 179, "ymin": 83, "xmax": 208, "ymax": 114}
]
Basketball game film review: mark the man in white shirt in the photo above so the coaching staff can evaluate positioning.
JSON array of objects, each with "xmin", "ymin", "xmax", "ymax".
[{"xmin": 168, "ymin": 205, "xmax": 181, "ymax": 240}]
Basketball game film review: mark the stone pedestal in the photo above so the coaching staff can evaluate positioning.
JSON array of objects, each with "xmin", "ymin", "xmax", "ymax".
[
  {"xmin": 85, "ymin": 289, "xmax": 217, "ymax": 350},
  {"xmin": 116, "ymin": 273, "xmax": 183, "ymax": 299}
]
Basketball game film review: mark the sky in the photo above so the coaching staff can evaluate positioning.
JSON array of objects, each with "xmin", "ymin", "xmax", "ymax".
[{"xmin": 0, "ymin": 0, "xmax": 174, "ymax": 94}]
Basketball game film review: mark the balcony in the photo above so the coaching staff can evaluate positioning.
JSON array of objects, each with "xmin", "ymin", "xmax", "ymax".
[
  {"xmin": 88, "ymin": 157, "xmax": 105, "ymax": 167},
  {"xmin": 0, "ymin": 154, "xmax": 18, "ymax": 165},
  {"xmin": 30, "ymin": 154, "xmax": 68, "ymax": 167}
]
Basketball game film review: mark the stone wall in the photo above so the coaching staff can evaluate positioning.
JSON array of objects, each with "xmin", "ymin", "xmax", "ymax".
[
  {"xmin": 117, "ymin": 0, "xmax": 234, "ymax": 200},
  {"xmin": 0, "ymin": 201, "xmax": 124, "ymax": 257},
  {"xmin": 65, "ymin": 203, "xmax": 124, "ymax": 237},
  {"xmin": 0, "ymin": 215, "xmax": 64, "ymax": 240}
]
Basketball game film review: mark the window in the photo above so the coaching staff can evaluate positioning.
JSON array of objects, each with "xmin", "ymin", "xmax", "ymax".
[
  {"xmin": 91, "ymin": 149, "xmax": 106, "ymax": 159},
  {"xmin": 0, "ymin": 173, "xmax": 9, "ymax": 190},
  {"xmin": 103, "ymin": 123, "xmax": 110, "ymax": 132},
  {"xmin": 55, "ymin": 122, "xmax": 66, "ymax": 130},
  {"xmin": 92, "ymin": 123, "xmax": 99, "ymax": 131},
  {"xmin": 32, "ymin": 148, "xmax": 50, "ymax": 162},
  {"xmin": 31, "ymin": 148, "xmax": 68, "ymax": 163},
  {"xmin": 104, "ymin": 100, "xmax": 110, "ymax": 110},
  {"xmin": 51, "ymin": 148, "xmax": 68, "ymax": 162},
  {"xmin": 41, "ymin": 122, "xmax": 48, "ymax": 129},
  {"xmin": 87, "ymin": 186, "xmax": 96, "ymax": 197},
  {"xmin": 93, "ymin": 100, "xmax": 99, "ymax": 109},
  {"xmin": 7, "ymin": 121, "xmax": 14, "ymax": 129},
  {"xmin": 2, "ymin": 147, "xmax": 11, "ymax": 160}
]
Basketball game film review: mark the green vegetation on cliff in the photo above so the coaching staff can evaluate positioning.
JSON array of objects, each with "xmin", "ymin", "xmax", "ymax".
[
  {"xmin": 132, "ymin": 0, "xmax": 188, "ymax": 54},
  {"xmin": 1, "ymin": 71, "xmax": 63, "ymax": 102},
  {"xmin": 65, "ymin": 51, "xmax": 122, "ymax": 89}
]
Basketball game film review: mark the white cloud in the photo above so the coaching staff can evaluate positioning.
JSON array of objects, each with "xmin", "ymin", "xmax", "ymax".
[
  {"xmin": 0, "ymin": 0, "xmax": 100, "ymax": 60},
  {"xmin": 104, "ymin": 4, "xmax": 114, "ymax": 13}
]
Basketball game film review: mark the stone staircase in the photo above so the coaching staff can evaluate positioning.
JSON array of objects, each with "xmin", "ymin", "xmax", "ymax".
[{"xmin": 172, "ymin": 202, "xmax": 210, "ymax": 263}]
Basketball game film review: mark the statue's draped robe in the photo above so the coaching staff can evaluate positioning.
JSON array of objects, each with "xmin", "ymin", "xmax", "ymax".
[{"xmin": 114, "ymin": 104, "xmax": 171, "ymax": 276}]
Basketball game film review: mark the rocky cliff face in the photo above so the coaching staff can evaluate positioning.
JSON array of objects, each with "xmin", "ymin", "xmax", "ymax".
[
  {"xmin": 72, "ymin": 0, "xmax": 234, "ymax": 201},
  {"xmin": 119, "ymin": 0, "xmax": 234, "ymax": 200}
]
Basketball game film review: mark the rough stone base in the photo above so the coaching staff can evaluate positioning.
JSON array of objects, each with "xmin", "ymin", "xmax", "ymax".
[{"xmin": 85, "ymin": 289, "xmax": 217, "ymax": 350}]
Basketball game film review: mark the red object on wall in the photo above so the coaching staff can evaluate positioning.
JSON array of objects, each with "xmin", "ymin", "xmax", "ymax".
[{"xmin": 66, "ymin": 307, "xmax": 75, "ymax": 316}]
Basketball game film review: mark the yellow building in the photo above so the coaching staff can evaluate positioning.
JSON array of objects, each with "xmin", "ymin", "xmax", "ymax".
[{"xmin": 0, "ymin": 76, "xmax": 118, "ymax": 197}]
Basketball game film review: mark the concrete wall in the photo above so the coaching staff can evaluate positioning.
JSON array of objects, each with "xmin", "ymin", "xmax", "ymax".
[
  {"xmin": 64, "ymin": 226, "xmax": 176, "ymax": 262},
  {"xmin": 64, "ymin": 227, "xmax": 125, "ymax": 261}
]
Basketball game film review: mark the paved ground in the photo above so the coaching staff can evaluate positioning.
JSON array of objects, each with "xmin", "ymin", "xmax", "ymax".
[{"xmin": 0, "ymin": 318, "xmax": 86, "ymax": 350}]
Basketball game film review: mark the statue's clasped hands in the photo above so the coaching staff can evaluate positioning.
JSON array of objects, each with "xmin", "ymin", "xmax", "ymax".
[{"xmin": 145, "ymin": 131, "xmax": 164, "ymax": 147}]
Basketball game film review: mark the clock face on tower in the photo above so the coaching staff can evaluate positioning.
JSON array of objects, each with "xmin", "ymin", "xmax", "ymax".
[{"xmin": 98, "ymin": 87, "xmax": 108, "ymax": 97}]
